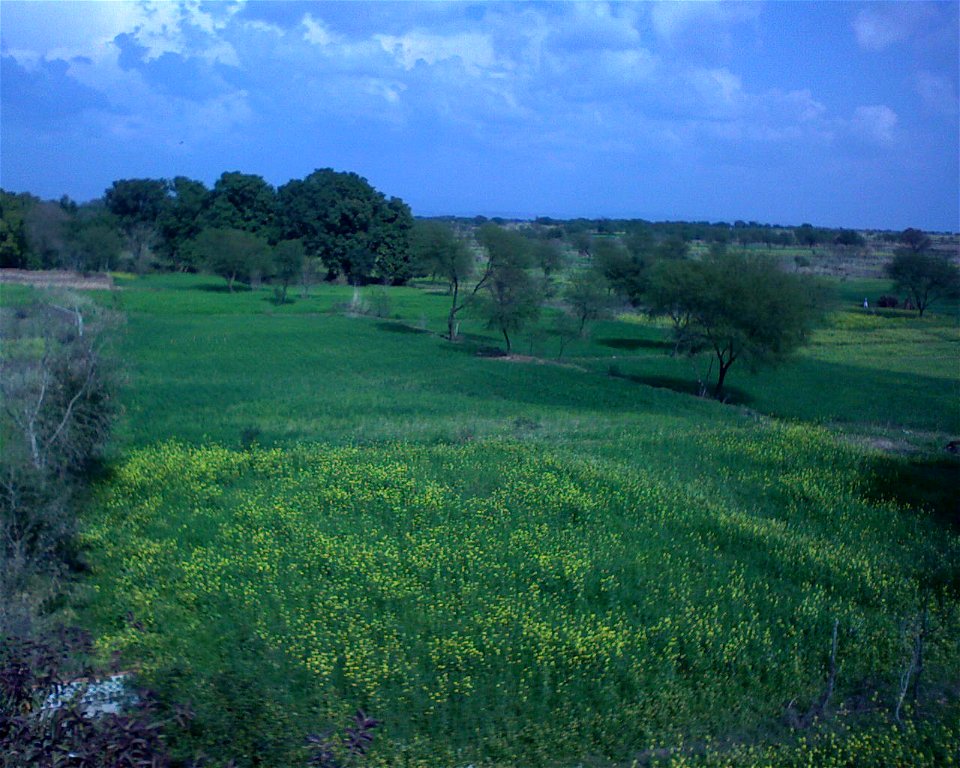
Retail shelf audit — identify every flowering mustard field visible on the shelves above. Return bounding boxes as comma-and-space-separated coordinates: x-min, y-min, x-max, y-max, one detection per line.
84, 424, 959, 766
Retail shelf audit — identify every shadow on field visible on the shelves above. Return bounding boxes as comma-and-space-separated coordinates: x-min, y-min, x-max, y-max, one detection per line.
865, 455, 960, 531
597, 337, 672, 351
436, 335, 502, 355
376, 321, 431, 335
620, 373, 754, 405
194, 283, 252, 293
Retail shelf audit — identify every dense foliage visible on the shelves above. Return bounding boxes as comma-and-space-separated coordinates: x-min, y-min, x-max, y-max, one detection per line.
278, 169, 414, 284
2, 169, 416, 286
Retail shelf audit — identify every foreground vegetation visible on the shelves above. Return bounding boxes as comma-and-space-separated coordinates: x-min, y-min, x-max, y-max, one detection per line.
4, 269, 935, 766
86, 434, 958, 766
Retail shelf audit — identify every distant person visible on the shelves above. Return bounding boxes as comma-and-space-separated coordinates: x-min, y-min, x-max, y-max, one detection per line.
863, 298, 869, 309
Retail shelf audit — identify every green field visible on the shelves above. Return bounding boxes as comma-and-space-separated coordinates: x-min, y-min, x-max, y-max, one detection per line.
23, 271, 957, 766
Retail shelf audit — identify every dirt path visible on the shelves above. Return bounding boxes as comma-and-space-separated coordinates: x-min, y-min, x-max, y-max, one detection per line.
0, 269, 114, 291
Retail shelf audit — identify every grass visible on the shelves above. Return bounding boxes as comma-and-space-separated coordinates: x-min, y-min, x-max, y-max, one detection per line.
5, 270, 955, 766
101, 273, 959, 448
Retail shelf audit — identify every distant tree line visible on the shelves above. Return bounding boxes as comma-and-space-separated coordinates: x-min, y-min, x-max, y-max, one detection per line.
438, 215, 874, 250
5, 171, 939, 296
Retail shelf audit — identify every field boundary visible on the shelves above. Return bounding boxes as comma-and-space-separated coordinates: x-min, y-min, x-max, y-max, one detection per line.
0, 268, 115, 290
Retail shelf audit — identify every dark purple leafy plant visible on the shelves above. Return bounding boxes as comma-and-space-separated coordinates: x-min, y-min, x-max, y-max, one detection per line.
0, 628, 169, 768
305, 710, 380, 767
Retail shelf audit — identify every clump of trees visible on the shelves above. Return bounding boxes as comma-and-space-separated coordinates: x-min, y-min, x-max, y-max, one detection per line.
278, 169, 414, 285
2, 168, 416, 292
410, 220, 479, 340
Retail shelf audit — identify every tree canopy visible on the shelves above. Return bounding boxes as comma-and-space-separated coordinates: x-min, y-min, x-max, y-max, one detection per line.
204, 172, 276, 236
191, 228, 270, 292
278, 168, 413, 284
885, 249, 960, 317
104, 178, 171, 272
647, 252, 822, 399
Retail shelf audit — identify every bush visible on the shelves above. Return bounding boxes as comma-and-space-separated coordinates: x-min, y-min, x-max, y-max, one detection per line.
877, 295, 899, 308
0, 292, 121, 635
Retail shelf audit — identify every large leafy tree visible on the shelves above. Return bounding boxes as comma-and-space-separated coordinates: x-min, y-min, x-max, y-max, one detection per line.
157, 176, 210, 271
370, 196, 415, 284
0, 190, 34, 268
899, 227, 932, 253
272, 238, 305, 304
66, 204, 123, 272
563, 269, 613, 336
104, 178, 170, 272
278, 169, 412, 284
23, 200, 73, 269
204, 172, 276, 237
885, 248, 960, 317
647, 252, 822, 399
593, 236, 651, 306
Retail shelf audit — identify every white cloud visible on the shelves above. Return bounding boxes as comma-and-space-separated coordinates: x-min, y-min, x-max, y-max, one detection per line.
551, 2, 642, 50
915, 70, 959, 115
247, 20, 285, 36
134, 2, 240, 66
1, 1, 253, 146
691, 67, 742, 105
651, 1, 759, 42
362, 78, 406, 106
302, 13, 338, 47
851, 105, 898, 145
780, 89, 827, 123
375, 31, 497, 75
852, 4, 936, 51
3, 1, 241, 67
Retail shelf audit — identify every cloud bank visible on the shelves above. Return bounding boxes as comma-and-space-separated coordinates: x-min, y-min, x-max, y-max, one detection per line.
1, 1, 957, 230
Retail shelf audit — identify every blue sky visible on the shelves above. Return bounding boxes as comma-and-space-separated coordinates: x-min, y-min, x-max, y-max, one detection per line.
1, 1, 957, 230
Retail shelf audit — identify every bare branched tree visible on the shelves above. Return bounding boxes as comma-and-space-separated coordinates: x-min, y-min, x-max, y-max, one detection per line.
0, 291, 122, 634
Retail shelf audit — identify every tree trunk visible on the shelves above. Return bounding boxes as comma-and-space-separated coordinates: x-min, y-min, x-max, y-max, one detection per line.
714, 359, 732, 400
28, 426, 42, 471
448, 281, 460, 341
503, 328, 511, 354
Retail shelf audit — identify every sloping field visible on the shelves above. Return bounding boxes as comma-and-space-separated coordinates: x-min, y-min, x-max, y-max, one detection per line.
67, 274, 958, 766
85, 434, 957, 766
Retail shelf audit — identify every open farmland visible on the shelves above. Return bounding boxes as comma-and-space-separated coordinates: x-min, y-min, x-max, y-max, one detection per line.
50, 272, 959, 766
